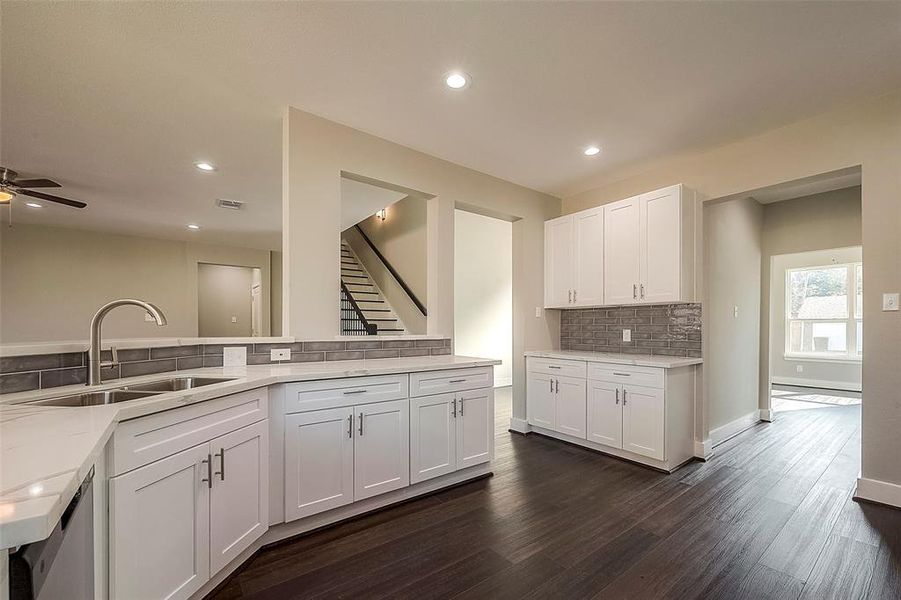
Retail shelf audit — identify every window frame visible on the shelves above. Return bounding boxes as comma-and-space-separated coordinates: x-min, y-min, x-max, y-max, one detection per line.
784, 261, 862, 362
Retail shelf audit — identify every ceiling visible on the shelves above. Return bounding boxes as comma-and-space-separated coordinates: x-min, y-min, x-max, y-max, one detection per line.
2, 2, 899, 249
340, 178, 406, 231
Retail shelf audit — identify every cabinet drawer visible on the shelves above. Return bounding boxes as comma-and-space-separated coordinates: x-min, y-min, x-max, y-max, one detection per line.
409, 367, 493, 398
111, 387, 268, 476
587, 363, 664, 389
527, 357, 587, 379
285, 374, 408, 413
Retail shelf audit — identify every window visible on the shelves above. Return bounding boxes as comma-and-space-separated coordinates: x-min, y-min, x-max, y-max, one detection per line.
786, 262, 862, 360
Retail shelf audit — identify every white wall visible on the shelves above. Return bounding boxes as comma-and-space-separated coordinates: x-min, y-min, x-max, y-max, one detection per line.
0, 223, 273, 342
454, 210, 512, 387
769, 247, 863, 391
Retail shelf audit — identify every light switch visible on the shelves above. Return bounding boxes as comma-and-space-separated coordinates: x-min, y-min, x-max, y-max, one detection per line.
535, 307, 542, 318
622, 329, 632, 342
883, 293, 900, 311
270, 348, 290, 361
796, 364, 804, 373
733, 306, 739, 318
223, 346, 247, 367
231, 316, 238, 323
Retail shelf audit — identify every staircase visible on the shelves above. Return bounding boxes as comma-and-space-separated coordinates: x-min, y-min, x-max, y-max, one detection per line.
341, 241, 405, 335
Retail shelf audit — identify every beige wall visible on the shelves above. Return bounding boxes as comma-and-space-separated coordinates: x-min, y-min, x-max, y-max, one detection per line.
197, 264, 254, 337
270, 251, 283, 336
562, 92, 900, 488
0, 223, 273, 342
283, 107, 561, 426
705, 197, 763, 431
454, 210, 513, 387
761, 187, 863, 396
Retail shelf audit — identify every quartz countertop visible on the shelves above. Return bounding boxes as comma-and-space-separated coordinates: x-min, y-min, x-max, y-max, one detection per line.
0, 355, 499, 549
524, 350, 702, 369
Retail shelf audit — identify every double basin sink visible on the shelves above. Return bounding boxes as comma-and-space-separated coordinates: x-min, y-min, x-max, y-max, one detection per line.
29, 376, 237, 407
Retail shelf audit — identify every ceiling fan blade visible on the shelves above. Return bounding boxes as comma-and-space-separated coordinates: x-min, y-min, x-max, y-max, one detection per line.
13, 178, 62, 188
19, 189, 87, 209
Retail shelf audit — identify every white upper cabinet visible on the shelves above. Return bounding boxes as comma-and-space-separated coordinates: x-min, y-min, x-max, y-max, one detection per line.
603, 197, 641, 305
545, 215, 575, 307
545, 184, 695, 308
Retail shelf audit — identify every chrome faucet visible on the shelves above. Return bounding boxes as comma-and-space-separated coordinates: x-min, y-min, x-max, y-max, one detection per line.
88, 299, 167, 386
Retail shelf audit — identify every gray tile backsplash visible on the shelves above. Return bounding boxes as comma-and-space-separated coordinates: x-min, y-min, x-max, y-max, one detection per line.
560, 303, 702, 357
0, 337, 453, 394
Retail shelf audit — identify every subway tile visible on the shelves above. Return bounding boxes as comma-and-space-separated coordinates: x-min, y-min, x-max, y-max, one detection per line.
120, 359, 177, 378
364, 349, 400, 360
443, 338, 452, 347
100, 365, 121, 381
651, 347, 689, 357
102, 348, 150, 362
620, 317, 652, 326
203, 355, 224, 368
430, 347, 452, 356
346, 340, 383, 350
607, 308, 637, 317
252, 343, 304, 355
0, 371, 40, 393
381, 340, 415, 349
399, 348, 430, 357
40, 367, 88, 388
151, 345, 201, 359
1, 353, 83, 374
670, 340, 702, 350
202, 344, 252, 356
290, 352, 325, 363
325, 350, 364, 361
176, 356, 204, 370
247, 354, 274, 365
304, 341, 346, 352
414, 339, 446, 348
636, 340, 670, 349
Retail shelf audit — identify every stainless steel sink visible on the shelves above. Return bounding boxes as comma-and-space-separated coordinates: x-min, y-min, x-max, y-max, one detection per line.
29, 389, 162, 407
122, 376, 236, 392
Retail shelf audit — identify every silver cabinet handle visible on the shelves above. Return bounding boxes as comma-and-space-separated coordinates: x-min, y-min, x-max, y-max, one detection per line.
616, 388, 620, 404
459, 398, 464, 416
549, 379, 553, 393
613, 372, 631, 377
555, 379, 559, 393
623, 389, 627, 406
633, 284, 638, 300
214, 448, 225, 481
449, 379, 466, 384
344, 389, 367, 395
358, 412, 364, 436
573, 289, 577, 303
201, 454, 212, 489
548, 365, 561, 369
640, 284, 645, 300
452, 397, 457, 418
347, 414, 353, 438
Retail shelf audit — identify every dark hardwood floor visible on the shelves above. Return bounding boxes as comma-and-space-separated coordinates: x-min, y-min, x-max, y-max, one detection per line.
210, 388, 901, 599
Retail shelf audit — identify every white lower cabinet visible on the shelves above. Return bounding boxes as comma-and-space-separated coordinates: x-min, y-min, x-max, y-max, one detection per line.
456, 388, 493, 470
587, 379, 622, 448
621, 384, 665, 460
555, 375, 587, 438
526, 371, 556, 430
353, 399, 410, 501
110, 420, 268, 600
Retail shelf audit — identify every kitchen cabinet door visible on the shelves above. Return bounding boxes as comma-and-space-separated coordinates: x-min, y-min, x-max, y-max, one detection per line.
604, 198, 641, 305
284, 407, 354, 521
554, 375, 587, 439
573, 207, 604, 306
209, 420, 269, 574
545, 215, 575, 307
640, 185, 682, 303
622, 384, 665, 460
110, 443, 210, 600
354, 399, 410, 501
527, 371, 556, 430
587, 380, 622, 448
456, 387, 494, 470
410, 393, 457, 483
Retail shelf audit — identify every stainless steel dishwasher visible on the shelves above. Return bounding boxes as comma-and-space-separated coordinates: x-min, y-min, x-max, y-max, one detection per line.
9, 470, 94, 600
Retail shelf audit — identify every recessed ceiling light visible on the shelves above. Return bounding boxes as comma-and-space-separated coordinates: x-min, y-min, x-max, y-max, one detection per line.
187, 223, 201, 230
584, 146, 601, 156
194, 161, 217, 172
25, 202, 42, 208
445, 72, 470, 90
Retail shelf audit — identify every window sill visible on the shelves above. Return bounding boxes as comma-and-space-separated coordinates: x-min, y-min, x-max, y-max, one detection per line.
783, 354, 862, 364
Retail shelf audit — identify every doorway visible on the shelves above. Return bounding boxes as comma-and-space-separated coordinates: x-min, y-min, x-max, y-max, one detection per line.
197, 263, 263, 337
453, 209, 513, 388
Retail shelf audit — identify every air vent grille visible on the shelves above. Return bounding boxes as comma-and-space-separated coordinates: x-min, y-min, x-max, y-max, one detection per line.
215, 198, 244, 210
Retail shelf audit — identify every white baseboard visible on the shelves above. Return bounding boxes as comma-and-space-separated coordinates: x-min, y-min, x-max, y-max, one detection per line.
694, 438, 713, 460
760, 408, 773, 422
855, 477, 901, 509
494, 377, 512, 388
508, 417, 531, 434
771, 376, 861, 393
710, 410, 763, 447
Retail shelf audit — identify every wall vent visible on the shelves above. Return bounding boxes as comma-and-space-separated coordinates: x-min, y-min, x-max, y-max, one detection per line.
215, 198, 244, 210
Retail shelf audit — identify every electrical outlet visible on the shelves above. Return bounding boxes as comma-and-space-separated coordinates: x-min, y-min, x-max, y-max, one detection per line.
883, 293, 899, 311
796, 364, 804, 373
622, 329, 632, 342
270, 348, 291, 361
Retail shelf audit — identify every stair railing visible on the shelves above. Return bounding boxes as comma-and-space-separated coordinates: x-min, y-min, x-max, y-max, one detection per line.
353, 225, 427, 316
340, 280, 378, 335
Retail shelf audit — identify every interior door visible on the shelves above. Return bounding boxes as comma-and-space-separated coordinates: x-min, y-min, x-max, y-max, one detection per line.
410, 393, 457, 483
354, 399, 410, 501
573, 207, 604, 306
284, 407, 354, 521
587, 380, 622, 448
554, 375, 587, 439
456, 388, 494, 469
545, 216, 574, 307
622, 384, 665, 460
640, 185, 682, 303
209, 420, 269, 574
527, 371, 556, 430
604, 198, 641, 305
109, 443, 210, 600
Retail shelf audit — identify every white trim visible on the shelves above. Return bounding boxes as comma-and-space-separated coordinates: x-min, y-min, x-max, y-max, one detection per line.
494, 377, 513, 388
771, 376, 862, 393
508, 417, 531, 434
760, 408, 773, 422
693, 438, 713, 460
783, 353, 862, 364
855, 477, 901, 509
710, 410, 762, 447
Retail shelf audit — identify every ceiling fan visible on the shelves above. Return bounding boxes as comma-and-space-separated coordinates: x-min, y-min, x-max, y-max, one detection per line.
0, 167, 87, 208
